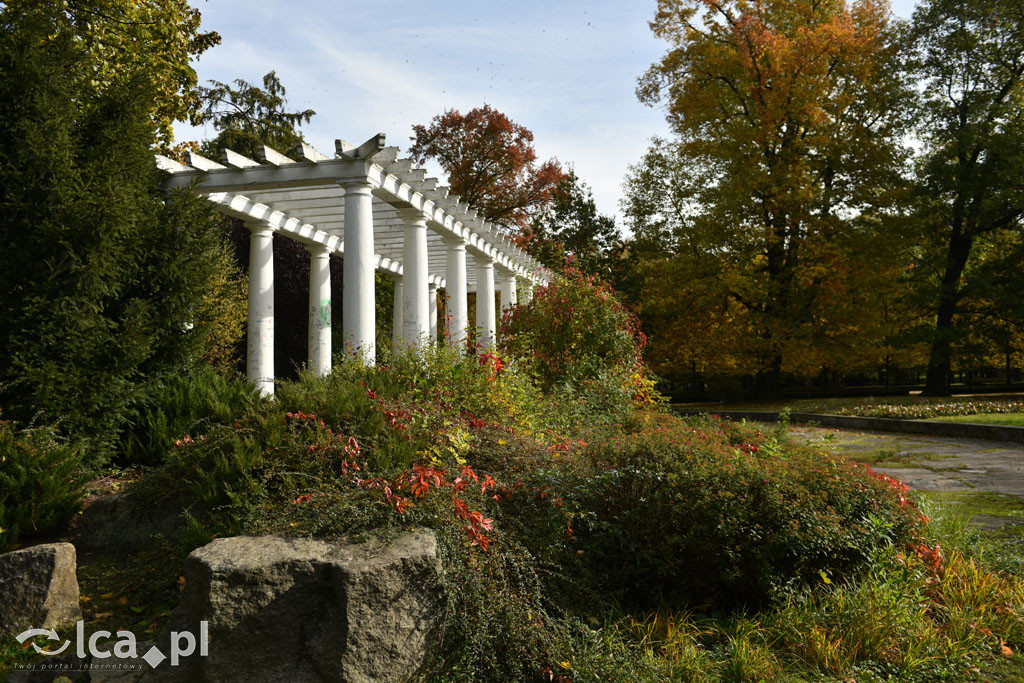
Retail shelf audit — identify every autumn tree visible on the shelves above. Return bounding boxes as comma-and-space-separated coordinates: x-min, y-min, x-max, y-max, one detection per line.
408, 105, 566, 231
631, 0, 911, 396
519, 170, 622, 279
198, 71, 315, 160
905, 0, 1024, 395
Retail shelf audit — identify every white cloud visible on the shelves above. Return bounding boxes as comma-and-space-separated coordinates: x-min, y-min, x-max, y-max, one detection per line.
174, 0, 673, 222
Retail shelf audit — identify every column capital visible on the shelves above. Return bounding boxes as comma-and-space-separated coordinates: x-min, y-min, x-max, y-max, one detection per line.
442, 234, 467, 248
305, 242, 331, 256
342, 174, 376, 364
244, 220, 273, 236
472, 252, 494, 266
397, 206, 427, 225
338, 178, 373, 194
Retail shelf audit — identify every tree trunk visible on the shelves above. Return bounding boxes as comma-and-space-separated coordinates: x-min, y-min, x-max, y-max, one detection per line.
755, 354, 783, 399
924, 230, 974, 396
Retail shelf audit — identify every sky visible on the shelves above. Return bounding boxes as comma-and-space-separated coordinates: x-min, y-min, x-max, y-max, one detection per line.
175, 0, 921, 226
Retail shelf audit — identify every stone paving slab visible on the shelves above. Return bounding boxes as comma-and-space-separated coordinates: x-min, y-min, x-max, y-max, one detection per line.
787, 426, 1024, 532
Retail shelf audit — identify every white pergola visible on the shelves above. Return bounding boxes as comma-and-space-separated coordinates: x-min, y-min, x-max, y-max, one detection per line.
156, 133, 551, 396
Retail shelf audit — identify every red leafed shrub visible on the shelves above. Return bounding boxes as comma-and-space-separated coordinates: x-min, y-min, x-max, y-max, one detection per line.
500, 269, 660, 418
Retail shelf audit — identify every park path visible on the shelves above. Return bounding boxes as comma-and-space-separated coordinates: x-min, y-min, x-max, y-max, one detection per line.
787, 425, 1024, 533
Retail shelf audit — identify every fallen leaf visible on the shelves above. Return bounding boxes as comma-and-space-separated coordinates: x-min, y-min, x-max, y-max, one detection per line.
1001, 639, 1013, 658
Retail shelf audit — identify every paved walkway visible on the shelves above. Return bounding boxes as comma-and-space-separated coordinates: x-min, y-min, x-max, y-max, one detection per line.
787, 425, 1024, 533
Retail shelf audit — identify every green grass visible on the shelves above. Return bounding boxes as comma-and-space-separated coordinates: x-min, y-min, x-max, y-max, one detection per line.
840, 446, 955, 469
919, 491, 1024, 530
929, 413, 1024, 426
675, 393, 1024, 420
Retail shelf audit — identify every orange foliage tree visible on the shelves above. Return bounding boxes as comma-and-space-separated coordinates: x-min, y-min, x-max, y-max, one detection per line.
409, 105, 566, 232
629, 0, 912, 395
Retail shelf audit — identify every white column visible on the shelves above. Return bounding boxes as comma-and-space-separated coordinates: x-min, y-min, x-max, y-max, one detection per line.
428, 282, 438, 344
400, 210, 430, 352
392, 278, 404, 351
307, 245, 332, 377
521, 282, 534, 304
475, 253, 496, 351
499, 269, 518, 316
341, 181, 375, 364
247, 224, 274, 396
445, 237, 469, 349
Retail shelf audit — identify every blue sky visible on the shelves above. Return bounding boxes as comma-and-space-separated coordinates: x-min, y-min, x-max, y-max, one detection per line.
176, 0, 920, 224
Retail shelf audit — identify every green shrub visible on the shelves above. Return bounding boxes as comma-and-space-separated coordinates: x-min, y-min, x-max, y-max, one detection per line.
129, 358, 948, 680
119, 366, 263, 466
0, 8, 244, 464
500, 269, 660, 422
556, 414, 925, 610
0, 421, 85, 551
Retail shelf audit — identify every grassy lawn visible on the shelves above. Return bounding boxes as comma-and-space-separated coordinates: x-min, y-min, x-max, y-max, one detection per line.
676, 393, 1024, 420
929, 413, 1024, 426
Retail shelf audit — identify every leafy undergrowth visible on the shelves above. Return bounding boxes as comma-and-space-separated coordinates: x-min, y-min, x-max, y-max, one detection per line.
91, 350, 1021, 681
0, 541, 186, 679
75, 542, 185, 642
4, 347, 1024, 681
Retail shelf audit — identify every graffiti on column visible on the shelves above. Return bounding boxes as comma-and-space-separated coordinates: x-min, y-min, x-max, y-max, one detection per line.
312, 302, 332, 332
320, 299, 332, 328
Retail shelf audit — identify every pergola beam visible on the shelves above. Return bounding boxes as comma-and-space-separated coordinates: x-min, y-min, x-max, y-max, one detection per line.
156, 131, 552, 392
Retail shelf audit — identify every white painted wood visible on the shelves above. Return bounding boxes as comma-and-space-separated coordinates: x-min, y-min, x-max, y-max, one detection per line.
155, 154, 188, 173
475, 254, 496, 351
308, 244, 332, 377
445, 237, 468, 349
381, 159, 413, 175
373, 146, 400, 163
186, 151, 225, 171
221, 148, 260, 168
428, 282, 438, 344
257, 145, 295, 166
499, 269, 518, 317
293, 142, 331, 162
401, 210, 430, 353
338, 133, 387, 160
341, 180, 376, 364
156, 132, 555, 389
392, 279, 404, 352
247, 224, 275, 396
